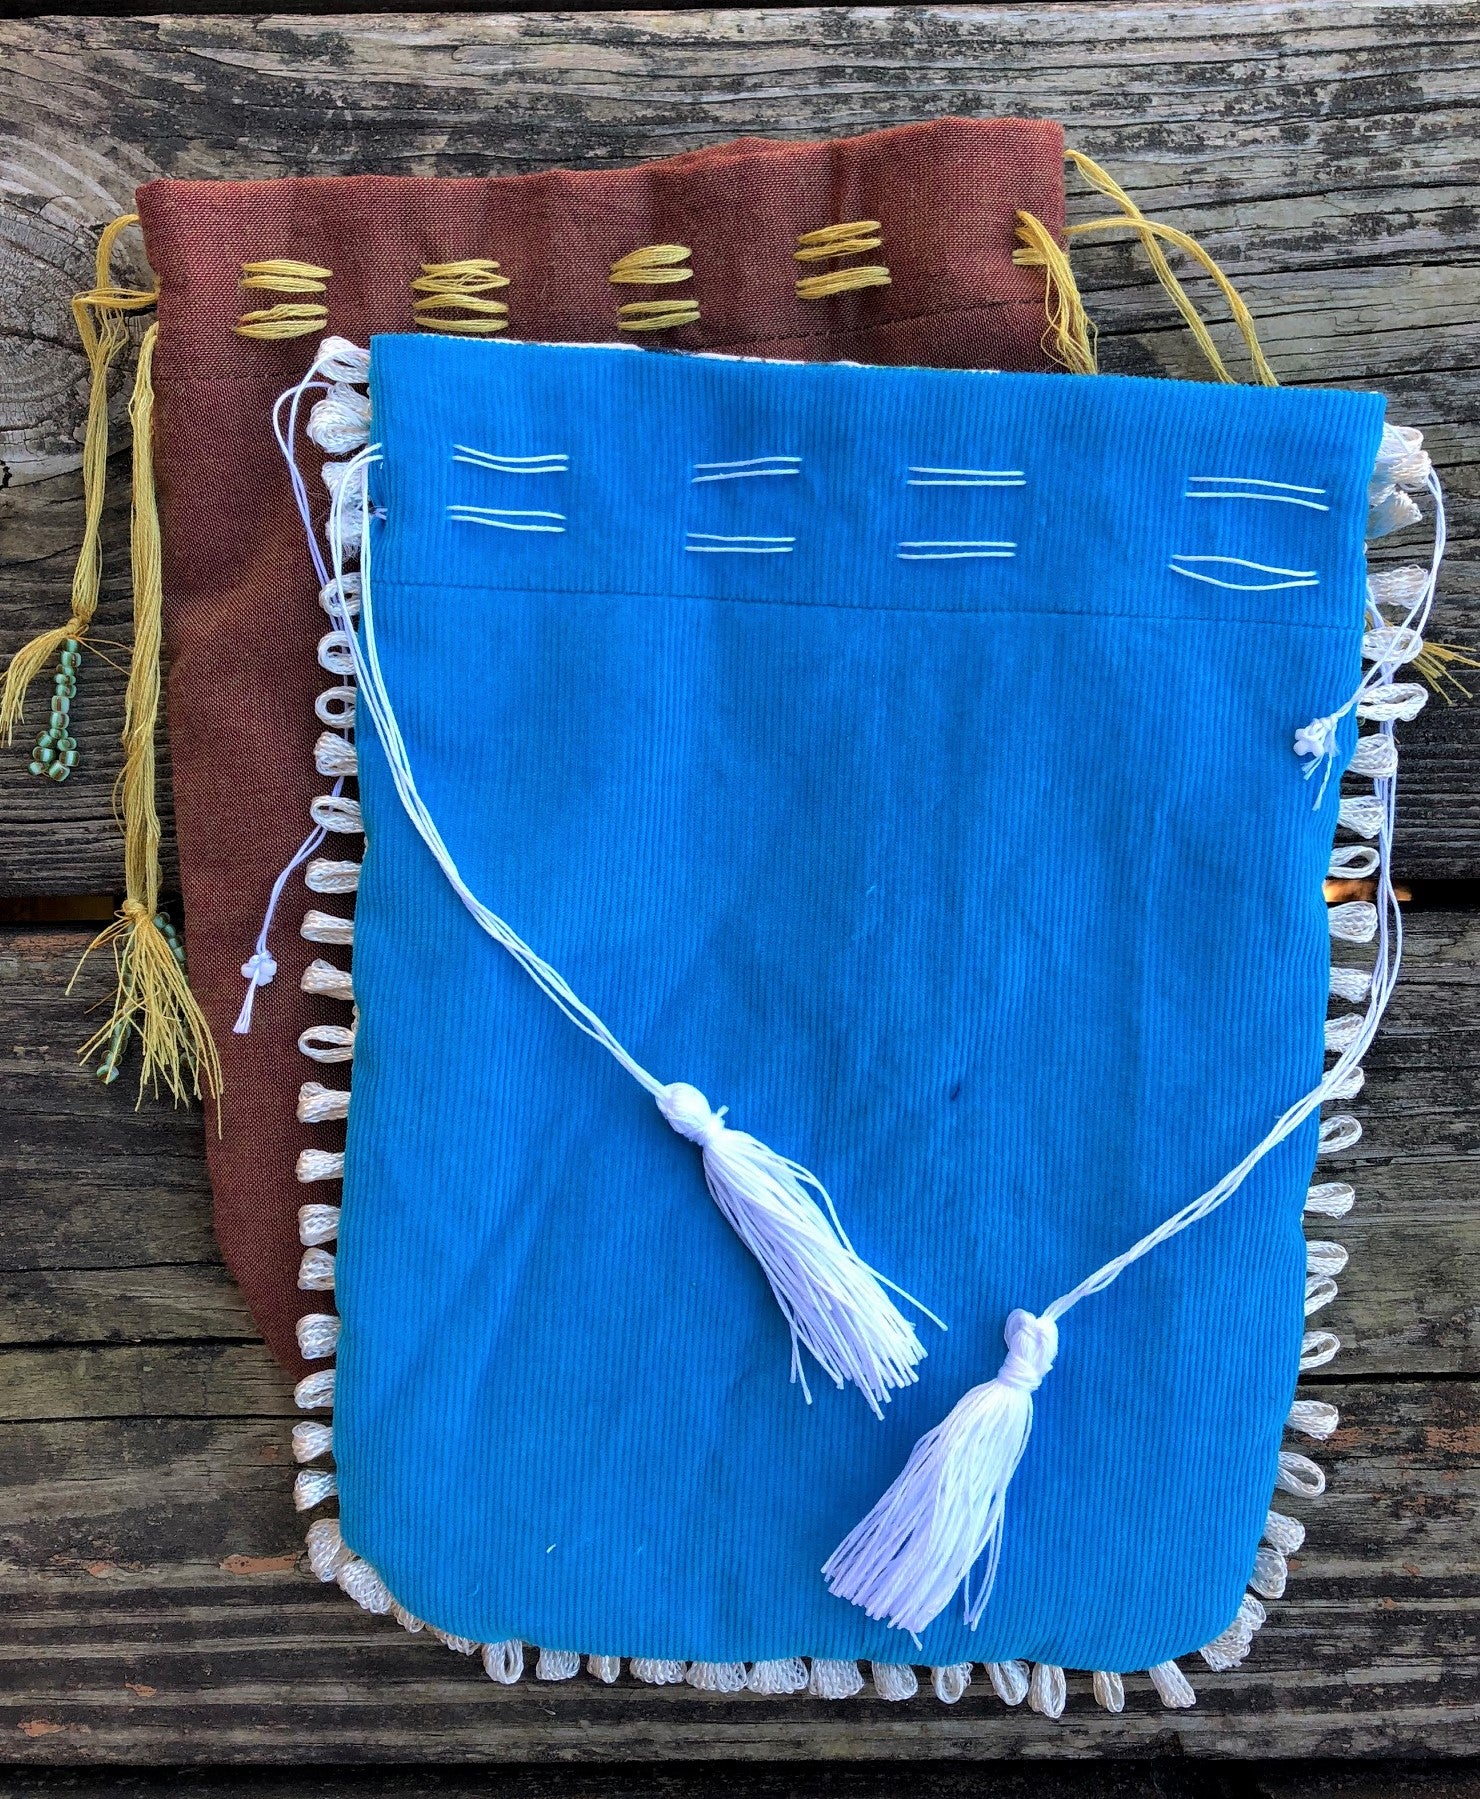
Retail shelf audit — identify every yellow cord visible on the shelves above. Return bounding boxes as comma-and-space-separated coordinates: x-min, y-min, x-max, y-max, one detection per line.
71, 323, 222, 1108
411, 261, 509, 336
794, 221, 891, 300
1065, 150, 1277, 386
1, 214, 157, 744
235, 259, 330, 340
1015, 151, 1278, 387
610, 244, 693, 285
1012, 211, 1098, 374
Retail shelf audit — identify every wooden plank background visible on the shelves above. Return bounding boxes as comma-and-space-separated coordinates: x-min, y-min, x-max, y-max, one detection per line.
0, 0, 1477, 1770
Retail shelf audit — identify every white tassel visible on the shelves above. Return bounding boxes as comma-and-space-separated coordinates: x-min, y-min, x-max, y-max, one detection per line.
747, 1658, 808, 1695
822, 1310, 1057, 1633
869, 1662, 917, 1701
655, 1082, 931, 1413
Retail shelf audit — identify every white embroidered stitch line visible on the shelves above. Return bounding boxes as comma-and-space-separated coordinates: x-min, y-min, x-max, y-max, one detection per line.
897, 540, 1015, 561
824, 428, 1444, 1643
448, 505, 566, 533
691, 456, 801, 483
907, 467, 1026, 488
685, 532, 796, 554
1168, 555, 1320, 593
453, 445, 568, 474
1185, 474, 1330, 512
277, 345, 935, 1422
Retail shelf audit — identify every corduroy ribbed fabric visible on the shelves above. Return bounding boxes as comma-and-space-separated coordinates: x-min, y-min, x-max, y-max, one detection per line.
336, 337, 1383, 1670
131, 115, 1067, 1377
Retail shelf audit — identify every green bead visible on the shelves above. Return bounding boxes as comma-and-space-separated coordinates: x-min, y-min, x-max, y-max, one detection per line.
51, 695, 69, 718
57, 734, 75, 753
63, 638, 79, 654
57, 677, 76, 698
28, 760, 43, 777
47, 762, 68, 782
60, 749, 78, 769
37, 744, 54, 765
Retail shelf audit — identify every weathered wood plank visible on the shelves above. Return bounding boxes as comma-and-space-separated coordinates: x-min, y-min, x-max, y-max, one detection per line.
0, 4, 1476, 888
0, 1380, 1474, 1759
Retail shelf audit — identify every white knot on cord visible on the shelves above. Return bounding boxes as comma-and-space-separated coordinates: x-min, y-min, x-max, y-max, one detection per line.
1293, 716, 1336, 762
241, 950, 277, 986
653, 1080, 933, 1416
995, 1308, 1058, 1392
233, 949, 279, 1034
822, 1309, 1057, 1636
657, 1081, 729, 1149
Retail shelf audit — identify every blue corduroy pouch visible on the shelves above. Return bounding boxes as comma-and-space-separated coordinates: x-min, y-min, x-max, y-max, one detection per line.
302, 334, 1412, 1694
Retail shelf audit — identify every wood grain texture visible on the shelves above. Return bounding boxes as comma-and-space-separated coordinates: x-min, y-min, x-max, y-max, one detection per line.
0, 3, 1476, 892
0, 917, 1475, 1759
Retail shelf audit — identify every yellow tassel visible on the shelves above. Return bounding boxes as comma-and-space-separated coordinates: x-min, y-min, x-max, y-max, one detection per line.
1412, 641, 1480, 704
71, 323, 222, 1108
1, 214, 157, 753
1015, 152, 1278, 387
1063, 150, 1278, 386
1012, 212, 1097, 374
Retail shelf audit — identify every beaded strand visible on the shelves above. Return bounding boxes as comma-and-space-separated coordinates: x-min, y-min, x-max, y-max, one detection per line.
27, 638, 81, 782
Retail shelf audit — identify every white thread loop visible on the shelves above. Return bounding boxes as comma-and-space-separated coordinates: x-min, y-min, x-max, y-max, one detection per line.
1092, 1670, 1125, 1713
1356, 681, 1427, 723
985, 1660, 1029, 1705
295, 1312, 339, 1359
587, 1655, 622, 1684
306, 857, 361, 894
869, 1662, 917, 1701
748, 1658, 809, 1695
1148, 1661, 1196, 1709
654, 1081, 931, 1413
299, 1247, 336, 1289
298, 1203, 340, 1245
302, 958, 354, 1001
1300, 1328, 1340, 1370
298, 1080, 350, 1123
292, 1418, 333, 1461
1305, 1181, 1354, 1218
808, 1659, 864, 1700
297, 1148, 344, 1183
1337, 796, 1384, 839
300, 1023, 355, 1063
302, 909, 354, 945
931, 1663, 972, 1704
315, 731, 357, 777
1276, 1450, 1326, 1497
1328, 902, 1377, 944
822, 1310, 1057, 1634
483, 1641, 525, 1684
1264, 1509, 1307, 1554
1028, 1662, 1066, 1719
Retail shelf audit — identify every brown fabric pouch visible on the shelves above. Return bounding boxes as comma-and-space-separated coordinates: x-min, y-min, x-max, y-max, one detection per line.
132, 115, 1066, 1376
